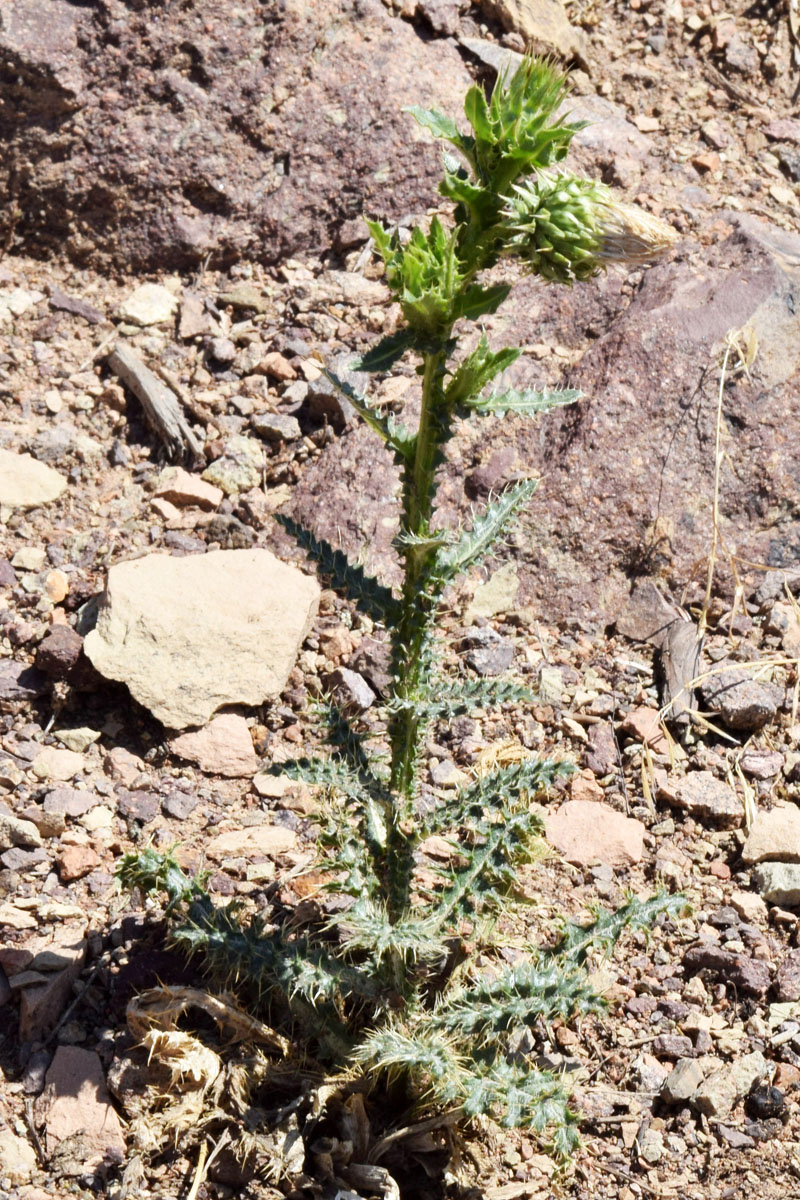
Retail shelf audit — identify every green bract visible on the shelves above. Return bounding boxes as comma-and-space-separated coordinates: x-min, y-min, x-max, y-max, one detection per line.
119, 56, 680, 1170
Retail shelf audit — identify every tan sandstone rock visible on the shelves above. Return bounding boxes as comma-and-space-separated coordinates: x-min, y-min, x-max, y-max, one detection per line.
84, 549, 320, 728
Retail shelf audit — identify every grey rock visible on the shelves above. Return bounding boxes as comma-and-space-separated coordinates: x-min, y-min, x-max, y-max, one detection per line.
326, 667, 376, 714
161, 791, 198, 821
0, 810, 43, 851
700, 665, 780, 732
0, 559, 17, 587
43, 787, 100, 818
116, 790, 160, 824
305, 377, 355, 432
683, 941, 771, 997
584, 721, 617, 776
775, 948, 800, 1002
251, 413, 302, 443
671, 770, 744, 829
1, 846, 49, 871
753, 862, 800, 905
202, 436, 263, 496
208, 336, 236, 363
740, 749, 784, 780
715, 1124, 755, 1150
461, 628, 515, 677
652, 1033, 694, 1059
692, 1050, 770, 1119
662, 1057, 706, 1104
348, 636, 393, 698
202, 513, 255, 549
752, 568, 800, 609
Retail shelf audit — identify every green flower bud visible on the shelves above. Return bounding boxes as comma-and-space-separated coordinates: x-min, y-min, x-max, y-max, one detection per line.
501, 172, 677, 284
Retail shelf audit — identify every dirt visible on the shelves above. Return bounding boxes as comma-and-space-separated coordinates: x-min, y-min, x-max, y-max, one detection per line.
2, 2, 800, 1199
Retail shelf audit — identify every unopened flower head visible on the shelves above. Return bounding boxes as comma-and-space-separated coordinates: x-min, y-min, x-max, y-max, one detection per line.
501, 172, 678, 284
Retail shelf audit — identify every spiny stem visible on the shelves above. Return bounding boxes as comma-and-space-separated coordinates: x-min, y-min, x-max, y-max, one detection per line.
387, 344, 450, 918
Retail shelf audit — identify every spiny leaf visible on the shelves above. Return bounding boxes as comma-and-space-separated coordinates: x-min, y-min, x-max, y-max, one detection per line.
434, 479, 538, 581
275, 514, 399, 623
452, 283, 511, 323
445, 335, 521, 406
353, 1021, 468, 1104
324, 369, 415, 460
464, 385, 581, 418
422, 758, 570, 835
404, 105, 463, 145
548, 891, 688, 966
432, 958, 602, 1040
352, 328, 417, 372
417, 677, 538, 717
336, 899, 449, 967
460, 1054, 579, 1146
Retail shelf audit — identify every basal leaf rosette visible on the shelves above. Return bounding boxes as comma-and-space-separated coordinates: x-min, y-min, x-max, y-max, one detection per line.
502, 171, 678, 284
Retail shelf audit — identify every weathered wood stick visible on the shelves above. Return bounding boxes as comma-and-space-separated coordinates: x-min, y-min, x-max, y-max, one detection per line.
107, 343, 204, 463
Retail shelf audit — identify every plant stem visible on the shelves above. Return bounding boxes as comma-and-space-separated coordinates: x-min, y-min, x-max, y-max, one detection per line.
386, 341, 450, 919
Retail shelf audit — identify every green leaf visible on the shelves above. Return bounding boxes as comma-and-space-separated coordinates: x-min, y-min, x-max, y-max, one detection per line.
432, 958, 602, 1040
423, 758, 569, 837
438, 169, 494, 219
463, 84, 493, 143
404, 105, 461, 143
465, 385, 581, 418
352, 328, 416, 373
549, 891, 688, 967
460, 1054, 579, 1146
275, 514, 399, 623
452, 283, 511, 323
445, 335, 521, 406
324, 369, 415, 461
386, 677, 537, 719
366, 217, 396, 264
434, 479, 538, 581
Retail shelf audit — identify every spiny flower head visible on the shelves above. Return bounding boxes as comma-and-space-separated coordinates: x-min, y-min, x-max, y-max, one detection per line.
501, 172, 677, 285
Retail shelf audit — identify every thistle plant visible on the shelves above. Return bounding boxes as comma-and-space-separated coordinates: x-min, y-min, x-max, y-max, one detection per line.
120, 59, 680, 1163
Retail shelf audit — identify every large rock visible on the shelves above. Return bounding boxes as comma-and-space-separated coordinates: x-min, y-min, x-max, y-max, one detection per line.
83, 549, 320, 728
44, 1046, 126, 1169
0, 448, 66, 508
544, 799, 644, 867
742, 802, 800, 865
0, 0, 467, 270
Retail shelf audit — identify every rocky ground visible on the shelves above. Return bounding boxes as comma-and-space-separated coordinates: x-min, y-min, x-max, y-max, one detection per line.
2, 1, 800, 1199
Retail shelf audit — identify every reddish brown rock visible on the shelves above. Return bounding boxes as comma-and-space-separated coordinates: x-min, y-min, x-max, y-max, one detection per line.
57, 844, 101, 882
35, 625, 83, 679
776, 949, 800, 1002
0, 0, 467, 272
18, 928, 86, 1042
170, 714, 258, 778
544, 800, 644, 867
44, 1046, 126, 1168
568, 770, 604, 803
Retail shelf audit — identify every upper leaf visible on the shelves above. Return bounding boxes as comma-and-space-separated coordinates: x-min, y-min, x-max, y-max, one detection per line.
451, 283, 511, 323
464, 384, 581, 418
324, 369, 415, 461
445, 334, 521, 406
352, 328, 417, 373
434, 479, 538, 581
